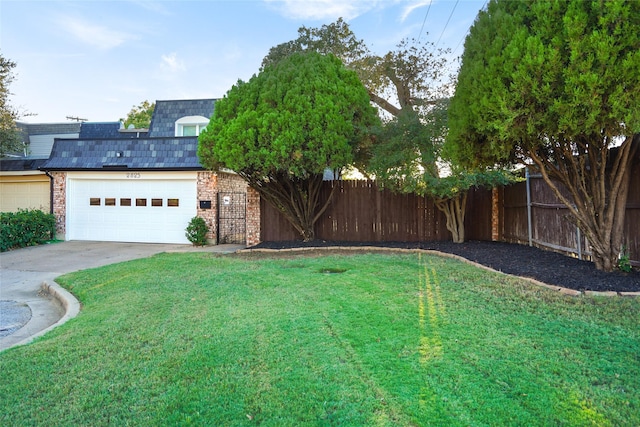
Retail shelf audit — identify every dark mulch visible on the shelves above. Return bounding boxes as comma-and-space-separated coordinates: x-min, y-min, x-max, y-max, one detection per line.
250, 240, 640, 293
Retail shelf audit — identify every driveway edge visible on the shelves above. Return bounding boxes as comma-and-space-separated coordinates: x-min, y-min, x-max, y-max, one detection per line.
9, 281, 81, 349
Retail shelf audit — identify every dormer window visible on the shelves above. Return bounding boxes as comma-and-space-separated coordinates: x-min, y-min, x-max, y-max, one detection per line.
175, 115, 209, 137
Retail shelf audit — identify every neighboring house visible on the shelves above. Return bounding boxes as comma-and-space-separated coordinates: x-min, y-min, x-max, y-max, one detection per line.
0, 121, 145, 213
40, 99, 260, 246
0, 122, 81, 212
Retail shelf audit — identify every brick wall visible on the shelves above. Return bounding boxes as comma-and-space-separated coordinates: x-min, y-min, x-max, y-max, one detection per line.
197, 171, 217, 242
217, 171, 248, 192
246, 186, 261, 246
491, 187, 501, 241
196, 171, 260, 246
51, 172, 66, 239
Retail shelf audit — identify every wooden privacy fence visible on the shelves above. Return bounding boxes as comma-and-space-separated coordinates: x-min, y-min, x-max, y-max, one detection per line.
499, 168, 640, 267
260, 180, 492, 243
261, 173, 640, 266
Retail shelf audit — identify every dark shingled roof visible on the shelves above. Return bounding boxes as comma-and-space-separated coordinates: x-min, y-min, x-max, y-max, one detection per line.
0, 158, 47, 172
79, 122, 122, 139
41, 137, 204, 171
148, 99, 216, 137
79, 122, 150, 139
20, 122, 82, 136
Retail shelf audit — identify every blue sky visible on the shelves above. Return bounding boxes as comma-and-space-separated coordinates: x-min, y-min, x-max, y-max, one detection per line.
1, 0, 486, 123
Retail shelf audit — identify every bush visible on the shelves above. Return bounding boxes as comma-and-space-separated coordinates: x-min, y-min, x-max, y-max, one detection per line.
0, 209, 56, 252
185, 217, 209, 246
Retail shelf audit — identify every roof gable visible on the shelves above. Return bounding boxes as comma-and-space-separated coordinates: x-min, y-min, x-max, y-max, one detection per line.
148, 99, 216, 137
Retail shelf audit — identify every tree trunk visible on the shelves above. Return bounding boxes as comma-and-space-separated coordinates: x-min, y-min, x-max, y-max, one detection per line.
435, 192, 468, 244
529, 134, 639, 272
243, 172, 336, 242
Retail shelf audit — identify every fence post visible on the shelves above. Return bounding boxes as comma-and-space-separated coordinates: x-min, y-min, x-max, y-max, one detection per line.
526, 167, 533, 247
576, 224, 582, 260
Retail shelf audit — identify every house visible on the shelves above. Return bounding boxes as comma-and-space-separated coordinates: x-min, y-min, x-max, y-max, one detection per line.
0, 122, 81, 212
40, 99, 260, 246
0, 121, 148, 213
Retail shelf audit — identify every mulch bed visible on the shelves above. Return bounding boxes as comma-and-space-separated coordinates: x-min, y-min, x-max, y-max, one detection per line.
250, 240, 640, 293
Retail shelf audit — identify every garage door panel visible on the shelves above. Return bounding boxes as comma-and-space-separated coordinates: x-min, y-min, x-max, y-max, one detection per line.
67, 176, 196, 244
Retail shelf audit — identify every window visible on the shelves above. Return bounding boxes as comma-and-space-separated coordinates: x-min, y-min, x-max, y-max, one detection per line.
182, 125, 197, 136
175, 115, 209, 136
105, 198, 116, 206
136, 198, 147, 207
168, 198, 179, 207
152, 198, 163, 207
90, 198, 101, 206
120, 198, 132, 206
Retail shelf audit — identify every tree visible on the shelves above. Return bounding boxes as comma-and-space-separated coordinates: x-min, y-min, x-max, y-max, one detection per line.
198, 52, 379, 241
262, 19, 450, 118
369, 100, 512, 243
263, 20, 507, 243
120, 100, 154, 129
448, 0, 640, 271
0, 54, 24, 157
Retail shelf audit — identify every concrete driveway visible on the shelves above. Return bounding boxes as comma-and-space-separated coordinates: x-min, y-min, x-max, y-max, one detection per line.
0, 241, 244, 351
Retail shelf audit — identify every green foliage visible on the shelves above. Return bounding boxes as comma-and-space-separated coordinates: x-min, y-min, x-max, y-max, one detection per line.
448, 0, 640, 166
120, 100, 154, 129
0, 53, 24, 157
185, 216, 208, 246
262, 19, 450, 118
261, 18, 367, 72
618, 247, 632, 273
199, 52, 377, 177
369, 101, 513, 202
0, 209, 56, 251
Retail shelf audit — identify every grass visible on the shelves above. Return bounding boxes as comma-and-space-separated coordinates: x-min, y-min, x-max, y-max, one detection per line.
1, 250, 639, 426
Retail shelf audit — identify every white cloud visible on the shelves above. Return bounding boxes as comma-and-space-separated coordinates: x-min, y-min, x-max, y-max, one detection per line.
264, 0, 379, 20
130, 0, 172, 16
58, 16, 132, 50
399, 0, 433, 23
160, 52, 186, 73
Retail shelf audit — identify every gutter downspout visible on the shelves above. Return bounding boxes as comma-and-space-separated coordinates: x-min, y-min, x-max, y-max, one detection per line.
44, 170, 54, 215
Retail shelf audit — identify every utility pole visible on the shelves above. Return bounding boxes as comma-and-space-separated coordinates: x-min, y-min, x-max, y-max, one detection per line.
66, 116, 87, 122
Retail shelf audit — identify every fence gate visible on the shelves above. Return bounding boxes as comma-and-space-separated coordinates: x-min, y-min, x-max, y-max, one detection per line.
217, 192, 246, 244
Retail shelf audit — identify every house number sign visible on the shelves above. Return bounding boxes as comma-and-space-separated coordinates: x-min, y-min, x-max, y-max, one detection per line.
126, 173, 141, 179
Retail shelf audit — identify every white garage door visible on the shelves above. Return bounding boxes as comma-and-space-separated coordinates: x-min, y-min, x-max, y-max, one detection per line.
67, 172, 197, 244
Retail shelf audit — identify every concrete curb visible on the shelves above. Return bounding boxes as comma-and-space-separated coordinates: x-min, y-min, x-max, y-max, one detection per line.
241, 246, 638, 298
9, 281, 81, 349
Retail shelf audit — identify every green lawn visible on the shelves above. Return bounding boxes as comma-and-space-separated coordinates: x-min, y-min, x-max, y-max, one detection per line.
1, 251, 639, 426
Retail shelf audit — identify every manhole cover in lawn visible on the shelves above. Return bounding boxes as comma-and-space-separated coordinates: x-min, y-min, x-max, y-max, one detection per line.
0, 300, 32, 338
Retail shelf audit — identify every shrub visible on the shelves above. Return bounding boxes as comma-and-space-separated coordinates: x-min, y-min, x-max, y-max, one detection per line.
185, 217, 208, 246
0, 209, 56, 252
618, 246, 633, 273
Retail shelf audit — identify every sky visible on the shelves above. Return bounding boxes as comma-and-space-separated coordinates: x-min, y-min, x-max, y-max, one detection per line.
1, 0, 487, 124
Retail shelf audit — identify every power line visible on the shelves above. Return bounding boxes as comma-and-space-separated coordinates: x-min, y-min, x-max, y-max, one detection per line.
417, 1, 433, 42
434, 0, 460, 49
451, 0, 488, 56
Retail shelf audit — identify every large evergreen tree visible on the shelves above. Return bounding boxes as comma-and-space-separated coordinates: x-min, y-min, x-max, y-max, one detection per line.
448, 0, 640, 271
198, 52, 379, 241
